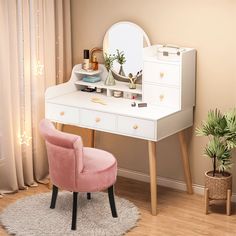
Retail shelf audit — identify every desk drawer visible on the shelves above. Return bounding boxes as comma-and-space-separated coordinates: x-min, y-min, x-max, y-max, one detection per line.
143, 83, 180, 109
45, 103, 79, 124
117, 116, 155, 140
80, 109, 116, 132
143, 61, 180, 86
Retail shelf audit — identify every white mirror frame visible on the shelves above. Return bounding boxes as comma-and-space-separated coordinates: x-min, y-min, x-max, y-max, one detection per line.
103, 21, 151, 80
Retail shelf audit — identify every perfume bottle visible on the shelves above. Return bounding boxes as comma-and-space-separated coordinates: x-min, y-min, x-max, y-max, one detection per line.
92, 55, 98, 70
82, 49, 90, 70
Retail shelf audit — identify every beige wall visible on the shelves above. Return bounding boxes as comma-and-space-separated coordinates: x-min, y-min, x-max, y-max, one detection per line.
70, 0, 236, 189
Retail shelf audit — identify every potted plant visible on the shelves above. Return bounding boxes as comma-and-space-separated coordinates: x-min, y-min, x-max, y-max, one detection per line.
104, 53, 116, 86
115, 49, 126, 77
196, 108, 236, 214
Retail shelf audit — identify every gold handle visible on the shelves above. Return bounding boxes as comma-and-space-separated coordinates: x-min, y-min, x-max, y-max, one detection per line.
160, 72, 164, 78
159, 94, 164, 101
60, 111, 65, 116
95, 117, 101, 123
133, 124, 138, 130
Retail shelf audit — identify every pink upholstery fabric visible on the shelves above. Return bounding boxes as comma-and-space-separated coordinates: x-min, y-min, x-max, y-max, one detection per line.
77, 148, 117, 192
39, 119, 117, 192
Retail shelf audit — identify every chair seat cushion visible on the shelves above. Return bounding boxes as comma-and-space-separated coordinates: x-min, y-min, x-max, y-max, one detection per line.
76, 148, 117, 192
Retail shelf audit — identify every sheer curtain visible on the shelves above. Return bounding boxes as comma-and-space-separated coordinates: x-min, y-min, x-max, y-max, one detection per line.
0, 0, 72, 197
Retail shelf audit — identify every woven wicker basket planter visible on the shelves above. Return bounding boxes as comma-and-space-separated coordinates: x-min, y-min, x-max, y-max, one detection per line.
205, 171, 232, 200
205, 171, 232, 215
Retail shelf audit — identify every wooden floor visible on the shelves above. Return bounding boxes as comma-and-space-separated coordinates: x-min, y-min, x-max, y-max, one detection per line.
1, 177, 236, 236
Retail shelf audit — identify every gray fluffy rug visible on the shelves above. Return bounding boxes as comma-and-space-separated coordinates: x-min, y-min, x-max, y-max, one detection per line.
0, 191, 140, 236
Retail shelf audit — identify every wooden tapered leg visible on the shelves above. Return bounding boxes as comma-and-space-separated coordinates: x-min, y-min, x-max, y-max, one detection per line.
227, 189, 231, 216
89, 129, 95, 148
178, 131, 193, 194
47, 180, 53, 190
56, 122, 64, 131
148, 140, 157, 216
50, 185, 58, 209
108, 185, 118, 217
71, 192, 78, 230
204, 188, 209, 214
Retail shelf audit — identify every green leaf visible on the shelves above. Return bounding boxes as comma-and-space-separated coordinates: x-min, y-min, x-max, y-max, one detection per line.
104, 53, 116, 70
196, 109, 228, 137
225, 108, 236, 133
115, 49, 126, 65
226, 139, 236, 149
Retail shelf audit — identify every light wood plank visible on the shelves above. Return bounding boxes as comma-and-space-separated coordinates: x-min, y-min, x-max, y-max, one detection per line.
178, 131, 193, 194
1, 177, 236, 236
148, 140, 157, 215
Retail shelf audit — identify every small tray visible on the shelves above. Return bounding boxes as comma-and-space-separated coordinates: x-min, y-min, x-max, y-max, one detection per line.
75, 68, 101, 75
82, 76, 101, 83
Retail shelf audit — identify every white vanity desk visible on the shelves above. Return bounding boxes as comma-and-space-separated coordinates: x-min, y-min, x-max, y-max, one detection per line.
45, 13, 196, 217
45, 44, 196, 215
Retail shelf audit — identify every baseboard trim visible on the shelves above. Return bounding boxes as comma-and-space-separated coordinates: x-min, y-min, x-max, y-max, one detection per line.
118, 168, 236, 202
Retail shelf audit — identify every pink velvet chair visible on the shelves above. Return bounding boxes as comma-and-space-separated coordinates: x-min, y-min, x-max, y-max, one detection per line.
39, 119, 118, 230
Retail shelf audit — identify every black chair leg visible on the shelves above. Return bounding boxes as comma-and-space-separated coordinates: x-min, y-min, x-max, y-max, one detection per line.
50, 185, 58, 209
71, 192, 78, 230
87, 192, 91, 200
108, 185, 118, 218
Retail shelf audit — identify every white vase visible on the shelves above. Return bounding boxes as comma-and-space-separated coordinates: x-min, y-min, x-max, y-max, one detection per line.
118, 65, 125, 77
104, 69, 116, 86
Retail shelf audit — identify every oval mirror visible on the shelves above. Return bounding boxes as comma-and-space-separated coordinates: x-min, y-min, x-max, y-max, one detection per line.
103, 21, 151, 80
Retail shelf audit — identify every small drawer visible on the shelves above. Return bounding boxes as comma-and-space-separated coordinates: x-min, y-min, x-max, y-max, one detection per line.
143, 61, 180, 86
45, 103, 79, 125
117, 116, 155, 140
80, 109, 116, 132
143, 83, 180, 109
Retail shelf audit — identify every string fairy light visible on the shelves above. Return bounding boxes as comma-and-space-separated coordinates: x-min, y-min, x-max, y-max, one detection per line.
34, 60, 44, 75
18, 131, 32, 146
34, 0, 44, 76
17, 0, 33, 146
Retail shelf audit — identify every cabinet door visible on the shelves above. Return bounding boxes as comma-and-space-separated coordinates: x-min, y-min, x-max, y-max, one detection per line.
143, 61, 180, 86
143, 83, 180, 109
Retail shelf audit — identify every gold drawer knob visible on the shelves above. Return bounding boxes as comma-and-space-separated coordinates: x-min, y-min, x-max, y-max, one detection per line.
60, 111, 65, 116
95, 117, 101, 123
160, 72, 164, 78
133, 124, 138, 130
159, 94, 165, 101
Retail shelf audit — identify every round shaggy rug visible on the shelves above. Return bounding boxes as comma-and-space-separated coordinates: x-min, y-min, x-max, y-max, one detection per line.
0, 191, 140, 236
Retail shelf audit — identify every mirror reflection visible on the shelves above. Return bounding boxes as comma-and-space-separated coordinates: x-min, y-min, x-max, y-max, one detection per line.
103, 22, 150, 80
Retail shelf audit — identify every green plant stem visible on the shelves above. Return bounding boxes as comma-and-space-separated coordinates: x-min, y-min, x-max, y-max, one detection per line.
213, 156, 216, 176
